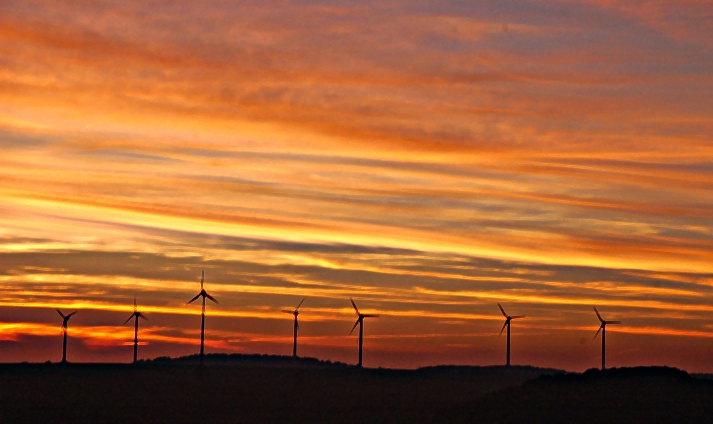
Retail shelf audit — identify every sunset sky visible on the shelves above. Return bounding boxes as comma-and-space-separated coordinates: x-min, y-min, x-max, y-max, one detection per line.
1, 0, 713, 372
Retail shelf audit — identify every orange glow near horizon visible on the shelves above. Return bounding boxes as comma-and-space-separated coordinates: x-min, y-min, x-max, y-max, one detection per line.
1, 0, 713, 372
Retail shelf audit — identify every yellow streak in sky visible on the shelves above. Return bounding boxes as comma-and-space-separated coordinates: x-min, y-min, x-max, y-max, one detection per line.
3, 191, 712, 274
414, 287, 713, 313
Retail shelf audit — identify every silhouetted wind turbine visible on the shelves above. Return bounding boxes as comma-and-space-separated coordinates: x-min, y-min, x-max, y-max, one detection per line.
349, 298, 379, 368
56, 309, 77, 364
282, 298, 305, 358
187, 271, 218, 365
498, 303, 525, 367
594, 307, 621, 370
124, 298, 148, 363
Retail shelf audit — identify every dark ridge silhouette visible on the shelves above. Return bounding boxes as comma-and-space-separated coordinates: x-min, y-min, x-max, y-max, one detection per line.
141, 354, 568, 375
443, 366, 713, 424
417, 364, 568, 375
0, 360, 559, 424
532, 365, 690, 384
143, 352, 351, 368
3, 361, 707, 423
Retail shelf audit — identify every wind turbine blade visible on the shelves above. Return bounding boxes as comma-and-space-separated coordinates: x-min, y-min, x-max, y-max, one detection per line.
594, 325, 603, 338
124, 315, 134, 325
497, 303, 507, 318
187, 293, 201, 304
282, 310, 295, 314
66, 311, 78, 319
607, 320, 622, 324
201, 270, 204, 289
139, 313, 148, 321
56, 309, 66, 319
349, 319, 360, 335
134, 297, 137, 311
499, 321, 507, 336
593, 307, 604, 323
363, 314, 379, 318
296, 298, 305, 310
511, 316, 526, 319
350, 298, 360, 315
205, 293, 218, 304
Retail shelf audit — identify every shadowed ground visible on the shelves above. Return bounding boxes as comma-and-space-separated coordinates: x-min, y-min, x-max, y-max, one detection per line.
1, 355, 711, 423
444, 366, 713, 424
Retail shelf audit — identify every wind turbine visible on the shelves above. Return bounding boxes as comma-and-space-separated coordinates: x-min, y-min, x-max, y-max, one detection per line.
282, 298, 305, 358
124, 298, 148, 363
187, 270, 218, 365
349, 298, 379, 368
56, 309, 77, 364
594, 307, 621, 370
497, 303, 525, 367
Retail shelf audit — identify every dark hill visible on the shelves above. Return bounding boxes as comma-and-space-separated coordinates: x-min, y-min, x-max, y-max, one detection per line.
144, 352, 351, 368
443, 366, 713, 424
2, 357, 710, 423
0, 355, 561, 424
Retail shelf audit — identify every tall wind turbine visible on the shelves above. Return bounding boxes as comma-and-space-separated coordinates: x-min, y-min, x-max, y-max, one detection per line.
594, 307, 621, 370
124, 298, 148, 363
187, 270, 218, 365
349, 298, 379, 368
497, 303, 525, 367
282, 298, 305, 358
56, 309, 77, 364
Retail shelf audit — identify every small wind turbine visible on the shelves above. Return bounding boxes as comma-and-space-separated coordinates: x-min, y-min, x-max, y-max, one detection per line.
497, 303, 525, 367
349, 298, 379, 368
56, 309, 77, 364
187, 270, 218, 365
124, 298, 148, 363
594, 307, 621, 370
282, 298, 305, 358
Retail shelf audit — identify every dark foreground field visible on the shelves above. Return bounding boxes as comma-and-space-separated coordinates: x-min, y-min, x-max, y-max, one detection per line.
1, 355, 712, 423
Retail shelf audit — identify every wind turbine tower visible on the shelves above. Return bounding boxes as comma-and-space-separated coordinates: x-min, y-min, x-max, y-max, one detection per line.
282, 298, 305, 358
497, 303, 525, 367
187, 270, 218, 365
349, 298, 379, 368
56, 309, 77, 364
124, 298, 148, 363
594, 307, 621, 370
